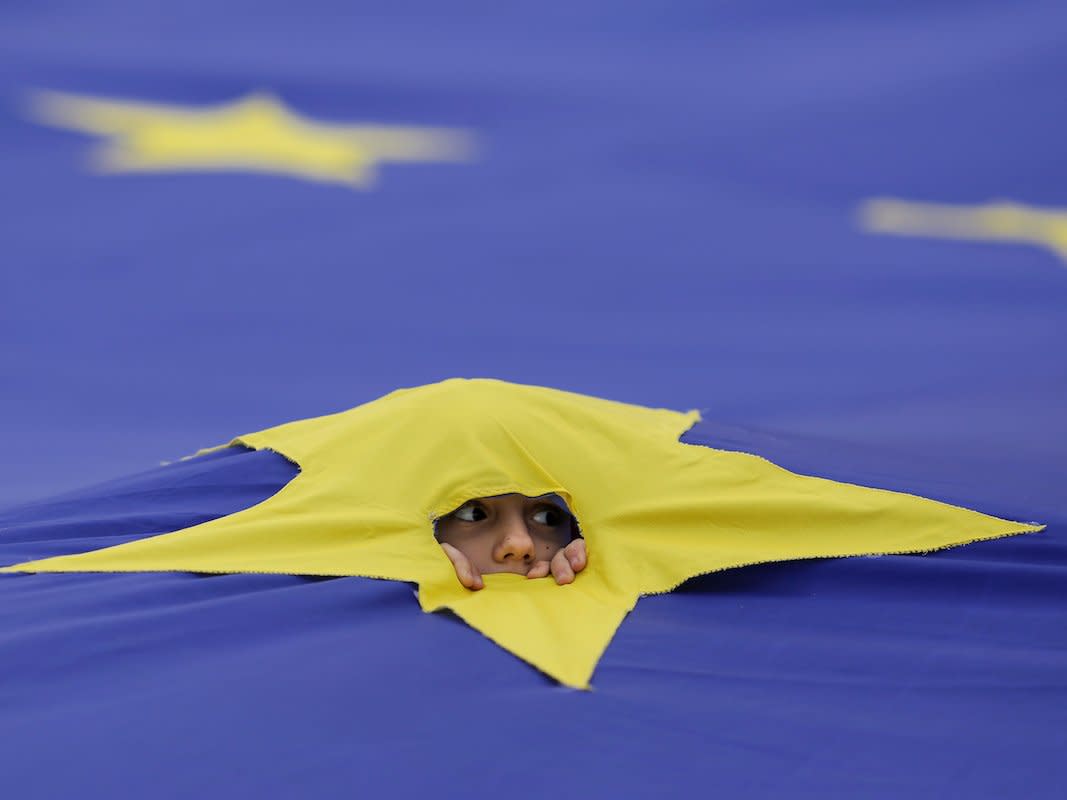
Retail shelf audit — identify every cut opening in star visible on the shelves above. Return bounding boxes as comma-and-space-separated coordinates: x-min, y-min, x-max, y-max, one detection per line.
434, 493, 584, 589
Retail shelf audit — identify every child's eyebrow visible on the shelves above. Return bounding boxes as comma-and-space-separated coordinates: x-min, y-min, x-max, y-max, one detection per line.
535, 494, 572, 514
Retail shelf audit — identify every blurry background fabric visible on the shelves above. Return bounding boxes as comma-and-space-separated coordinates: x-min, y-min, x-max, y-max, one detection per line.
1, 2, 1065, 797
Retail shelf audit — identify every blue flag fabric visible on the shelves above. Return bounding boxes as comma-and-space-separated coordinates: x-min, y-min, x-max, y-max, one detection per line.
2, 0, 1066, 797
2, 432, 1064, 798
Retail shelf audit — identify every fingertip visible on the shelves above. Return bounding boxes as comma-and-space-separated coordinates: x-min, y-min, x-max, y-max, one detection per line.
553, 562, 575, 585
527, 560, 551, 579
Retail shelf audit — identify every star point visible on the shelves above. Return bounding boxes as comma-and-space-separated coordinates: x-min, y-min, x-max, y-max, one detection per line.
859, 197, 1067, 266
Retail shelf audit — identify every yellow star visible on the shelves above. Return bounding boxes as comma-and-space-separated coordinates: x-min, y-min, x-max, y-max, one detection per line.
859, 197, 1067, 266
1, 379, 1040, 688
28, 89, 475, 188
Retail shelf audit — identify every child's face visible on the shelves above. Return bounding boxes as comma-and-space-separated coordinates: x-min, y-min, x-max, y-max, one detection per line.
435, 493, 573, 576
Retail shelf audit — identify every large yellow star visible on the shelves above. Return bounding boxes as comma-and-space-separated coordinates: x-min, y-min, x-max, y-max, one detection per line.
28, 90, 475, 188
1, 379, 1041, 688
860, 197, 1067, 266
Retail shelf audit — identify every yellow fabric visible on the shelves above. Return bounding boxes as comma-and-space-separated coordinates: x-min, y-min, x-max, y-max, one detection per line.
2, 379, 1042, 688
29, 90, 474, 188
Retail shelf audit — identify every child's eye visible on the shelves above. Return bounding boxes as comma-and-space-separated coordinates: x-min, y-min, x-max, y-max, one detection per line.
531, 507, 563, 527
454, 503, 487, 522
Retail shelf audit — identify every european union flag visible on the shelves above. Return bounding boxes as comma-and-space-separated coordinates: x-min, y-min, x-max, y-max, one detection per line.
2, 2, 1065, 798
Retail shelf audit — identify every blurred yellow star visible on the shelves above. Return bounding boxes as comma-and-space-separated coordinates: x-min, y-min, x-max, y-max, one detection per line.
1, 379, 1040, 688
28, 89, 475, 188
860, 197, 1067, 266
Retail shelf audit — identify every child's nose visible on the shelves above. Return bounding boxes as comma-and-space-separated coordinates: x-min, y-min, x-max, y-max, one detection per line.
492, 517, 535, 564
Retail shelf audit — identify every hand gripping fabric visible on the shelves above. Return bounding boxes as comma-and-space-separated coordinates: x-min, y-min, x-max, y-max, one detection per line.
2, 379, 1042, 688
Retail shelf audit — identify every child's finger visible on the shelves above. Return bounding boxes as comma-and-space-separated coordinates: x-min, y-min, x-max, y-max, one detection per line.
440, 542, 483, 590
565, 539, 587, 572
526, 560, 551, 579
550, 548, 575, 584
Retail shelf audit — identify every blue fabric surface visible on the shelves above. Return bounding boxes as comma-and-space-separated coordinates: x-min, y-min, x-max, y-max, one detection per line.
2, 437, 1064, 798
2, 1, 1066, 796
